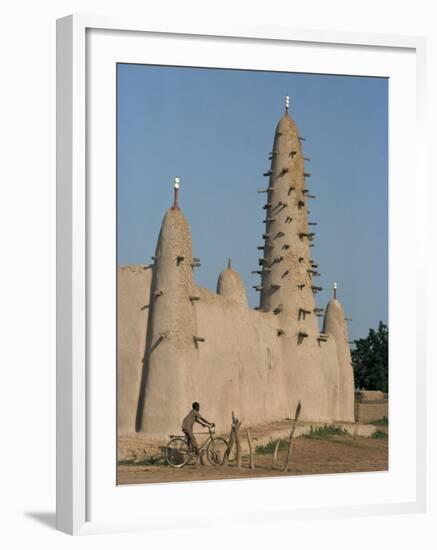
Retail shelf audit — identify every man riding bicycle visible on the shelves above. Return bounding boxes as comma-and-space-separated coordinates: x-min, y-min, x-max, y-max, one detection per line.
182, 402, 214, 458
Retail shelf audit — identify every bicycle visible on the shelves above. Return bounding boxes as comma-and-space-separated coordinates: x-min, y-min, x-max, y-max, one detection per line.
165, 426, 229, 468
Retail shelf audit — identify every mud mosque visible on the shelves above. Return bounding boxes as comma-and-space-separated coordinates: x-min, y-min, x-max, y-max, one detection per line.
118, 97, 355, 440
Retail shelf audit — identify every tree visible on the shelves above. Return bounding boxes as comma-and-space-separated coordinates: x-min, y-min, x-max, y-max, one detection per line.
351, 321, 388, 392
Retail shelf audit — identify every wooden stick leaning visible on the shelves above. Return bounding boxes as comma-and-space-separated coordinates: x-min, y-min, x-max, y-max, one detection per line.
283, 401, 302, 473
222, 426, 235, 466
246, 429, 255, 470
222, 411, 241, 467
271, 439, 281, 469
233, 412, 242, 469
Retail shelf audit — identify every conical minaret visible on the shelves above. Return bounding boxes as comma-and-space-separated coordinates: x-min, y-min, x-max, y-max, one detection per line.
251, 97, 336, 422
136, 178, 200, 436
256, 96, 320, 340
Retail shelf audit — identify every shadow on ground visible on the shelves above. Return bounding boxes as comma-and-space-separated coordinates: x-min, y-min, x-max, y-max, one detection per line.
25, 511, 56, 530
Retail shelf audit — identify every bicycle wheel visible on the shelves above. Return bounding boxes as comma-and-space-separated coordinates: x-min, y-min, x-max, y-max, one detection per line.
165, 437, 191, 468
206, 437, 229, 466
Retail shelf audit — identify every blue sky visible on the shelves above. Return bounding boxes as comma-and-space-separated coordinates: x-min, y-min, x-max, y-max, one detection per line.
117, 64, 388, 342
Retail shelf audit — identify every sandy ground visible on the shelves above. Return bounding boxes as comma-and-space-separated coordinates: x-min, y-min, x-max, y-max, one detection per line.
117, 434, 388, 485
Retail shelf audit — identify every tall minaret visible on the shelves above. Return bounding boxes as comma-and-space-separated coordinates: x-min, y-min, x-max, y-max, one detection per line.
256, 97, 320, 340
136, 178, 199, 436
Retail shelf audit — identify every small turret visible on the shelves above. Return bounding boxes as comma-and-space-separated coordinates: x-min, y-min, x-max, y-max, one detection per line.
217, 258, 248, 306
323, 282, 355, 421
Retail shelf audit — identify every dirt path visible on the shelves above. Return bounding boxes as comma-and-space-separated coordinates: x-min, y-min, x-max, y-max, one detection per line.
117, 435, 388, 485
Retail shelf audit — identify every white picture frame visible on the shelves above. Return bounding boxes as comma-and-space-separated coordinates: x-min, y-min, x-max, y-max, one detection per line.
56, 14, 427, 535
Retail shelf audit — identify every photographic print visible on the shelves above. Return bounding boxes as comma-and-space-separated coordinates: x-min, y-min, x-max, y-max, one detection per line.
116, 64, 388, 485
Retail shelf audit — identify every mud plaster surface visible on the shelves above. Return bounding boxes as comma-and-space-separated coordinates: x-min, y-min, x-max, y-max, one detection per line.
118, 113, 355, 440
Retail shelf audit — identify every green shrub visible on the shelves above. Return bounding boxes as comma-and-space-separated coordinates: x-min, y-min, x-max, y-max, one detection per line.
255, 439, 287, 455
303, 425, 348, 439
371, 430, 388, 439
118, 455, 166, 466
369, 417, 388, 426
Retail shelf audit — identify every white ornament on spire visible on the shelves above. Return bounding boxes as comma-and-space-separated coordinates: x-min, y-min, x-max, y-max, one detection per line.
285, 95, 290, 110
174, 177, 180, 189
